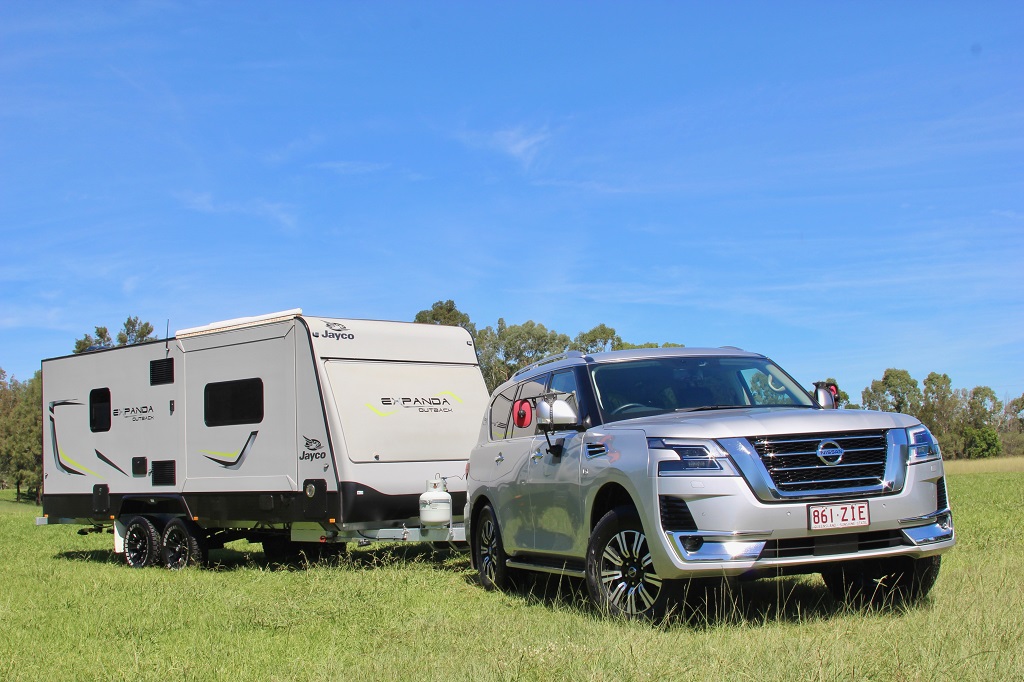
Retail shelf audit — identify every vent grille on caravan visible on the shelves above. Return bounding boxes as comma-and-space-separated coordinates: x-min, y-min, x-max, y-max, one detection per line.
152, 460, 176, 486
150, 358, 174, 386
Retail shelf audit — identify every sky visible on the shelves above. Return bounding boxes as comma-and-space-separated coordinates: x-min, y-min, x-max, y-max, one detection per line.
1, 2, 1022, 403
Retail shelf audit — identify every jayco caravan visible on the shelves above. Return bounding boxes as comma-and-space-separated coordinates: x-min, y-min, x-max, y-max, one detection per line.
38, 310, 488, 568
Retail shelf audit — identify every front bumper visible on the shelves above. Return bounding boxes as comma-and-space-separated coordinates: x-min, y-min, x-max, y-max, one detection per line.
651, 460, 954, 578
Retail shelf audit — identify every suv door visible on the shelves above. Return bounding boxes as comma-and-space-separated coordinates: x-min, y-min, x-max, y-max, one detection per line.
470, 374, 547, 554
525, 369, 586, 555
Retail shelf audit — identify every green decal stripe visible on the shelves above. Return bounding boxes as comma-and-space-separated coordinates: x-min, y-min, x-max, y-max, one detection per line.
59, 450, 102, 478
436, 391, 463, 403
365, 404, 397, 417
199, 450, 241, 461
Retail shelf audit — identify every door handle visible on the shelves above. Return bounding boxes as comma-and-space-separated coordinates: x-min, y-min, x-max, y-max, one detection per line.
531, 451, 544, 461
494, 453, 505, 464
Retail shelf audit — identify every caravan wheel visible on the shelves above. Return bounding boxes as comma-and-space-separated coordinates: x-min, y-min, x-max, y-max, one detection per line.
161, 518, 208, 569
123, 516, 161, 568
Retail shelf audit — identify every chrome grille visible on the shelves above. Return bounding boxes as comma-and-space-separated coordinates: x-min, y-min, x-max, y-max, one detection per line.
751, 430, 887, 493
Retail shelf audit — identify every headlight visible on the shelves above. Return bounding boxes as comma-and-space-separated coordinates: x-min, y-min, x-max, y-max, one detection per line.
907, 425, 941, 463
648, 438, 740, 476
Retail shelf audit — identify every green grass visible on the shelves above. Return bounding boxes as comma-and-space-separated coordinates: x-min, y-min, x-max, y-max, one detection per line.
1, 467, 1022, 681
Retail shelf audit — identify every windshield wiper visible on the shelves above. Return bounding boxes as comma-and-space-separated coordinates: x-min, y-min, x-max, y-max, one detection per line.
675, 405, 739, 413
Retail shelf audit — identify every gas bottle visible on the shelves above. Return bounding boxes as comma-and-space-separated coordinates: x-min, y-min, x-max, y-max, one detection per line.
419, 476, 452, 527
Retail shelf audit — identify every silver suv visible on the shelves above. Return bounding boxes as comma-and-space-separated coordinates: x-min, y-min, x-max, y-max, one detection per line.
466, 348, 954, 618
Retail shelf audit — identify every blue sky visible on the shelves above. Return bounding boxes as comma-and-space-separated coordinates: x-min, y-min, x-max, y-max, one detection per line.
2, 2, 1022, 403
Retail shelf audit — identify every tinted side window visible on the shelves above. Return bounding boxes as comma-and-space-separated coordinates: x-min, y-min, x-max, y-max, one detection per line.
510, 374, 548, 439
205, 378, 264, 427
489, 385, 517, 441
90, 388, 111, 432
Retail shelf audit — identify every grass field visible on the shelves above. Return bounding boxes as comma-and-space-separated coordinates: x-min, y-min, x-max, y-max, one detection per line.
1, 461, 1022, 681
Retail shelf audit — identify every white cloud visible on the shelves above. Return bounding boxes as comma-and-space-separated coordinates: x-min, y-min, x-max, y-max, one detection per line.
457, 125, 551, 168
175, 191, 298, 232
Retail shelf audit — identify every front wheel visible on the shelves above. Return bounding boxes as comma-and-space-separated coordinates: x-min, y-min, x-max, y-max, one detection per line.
585, 507, 676, 620
822, 555, 942, 607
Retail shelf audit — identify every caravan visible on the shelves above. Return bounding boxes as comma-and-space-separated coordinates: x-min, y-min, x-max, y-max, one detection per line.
38, 310, 488, 568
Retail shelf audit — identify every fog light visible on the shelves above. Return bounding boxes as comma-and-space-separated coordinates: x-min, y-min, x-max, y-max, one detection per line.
682, 536, 704, 553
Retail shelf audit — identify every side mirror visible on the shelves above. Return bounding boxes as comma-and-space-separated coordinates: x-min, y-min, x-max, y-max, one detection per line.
537, 397, 579, 431
813, 382, 840, 410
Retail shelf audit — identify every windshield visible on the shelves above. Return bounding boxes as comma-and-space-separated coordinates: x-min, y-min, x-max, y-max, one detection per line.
589, 356, 815, 422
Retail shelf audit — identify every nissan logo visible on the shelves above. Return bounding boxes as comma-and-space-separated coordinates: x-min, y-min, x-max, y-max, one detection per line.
817, 440, 844, 466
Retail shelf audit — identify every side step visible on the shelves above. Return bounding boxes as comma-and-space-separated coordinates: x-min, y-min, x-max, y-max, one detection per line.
506, 558, 586, 579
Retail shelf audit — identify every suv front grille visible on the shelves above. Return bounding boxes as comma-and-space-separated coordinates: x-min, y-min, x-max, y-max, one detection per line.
751, 430, 887, 494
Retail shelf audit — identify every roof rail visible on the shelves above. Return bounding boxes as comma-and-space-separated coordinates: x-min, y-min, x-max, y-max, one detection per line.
511, 351, 586, 379
719, 345, 744, 351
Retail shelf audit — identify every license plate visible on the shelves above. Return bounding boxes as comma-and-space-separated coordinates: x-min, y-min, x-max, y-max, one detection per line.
808, 501, 870, 530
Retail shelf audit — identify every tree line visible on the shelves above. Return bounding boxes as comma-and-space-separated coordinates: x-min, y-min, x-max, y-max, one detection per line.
414, 300, 1024, 460
2, 306, 1021, 501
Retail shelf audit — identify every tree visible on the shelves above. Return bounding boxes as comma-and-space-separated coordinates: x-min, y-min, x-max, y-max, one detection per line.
570, 324, 622, 354
74, 315, 156, 353
919, 372, 959, 437
965, 386, 1001, 429
475, 319, 572, 392
1004, 393, 1024, 433
73, 326, 113, 353
861, 369, 922, 416
0, 368, 18, 490
413, 300, 684, 392
414, 300, 477, 338
117, 316, 155, 346
963, 425, 1001, 459
0, 370, 42, 501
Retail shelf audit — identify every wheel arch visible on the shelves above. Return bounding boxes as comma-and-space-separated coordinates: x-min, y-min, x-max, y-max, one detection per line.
117, 495, 191, 520
589, 482, 639, 532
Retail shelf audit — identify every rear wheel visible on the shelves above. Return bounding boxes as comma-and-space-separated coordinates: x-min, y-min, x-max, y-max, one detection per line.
822, 555, 941, 607
474, 504, 518, 590
123, 516, 161, 568
585, 507, 676, 620
161, 518, 208, 570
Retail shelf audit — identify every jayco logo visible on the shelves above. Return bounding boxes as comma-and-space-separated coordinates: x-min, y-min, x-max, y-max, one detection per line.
300, 435, 327, 462
312, 321, 354, 341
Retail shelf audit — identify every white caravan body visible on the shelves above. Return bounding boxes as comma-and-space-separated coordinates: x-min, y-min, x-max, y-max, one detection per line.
40, 310, 488, 557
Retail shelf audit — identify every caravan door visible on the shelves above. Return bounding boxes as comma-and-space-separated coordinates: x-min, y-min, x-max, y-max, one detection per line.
182, 323, 298, 494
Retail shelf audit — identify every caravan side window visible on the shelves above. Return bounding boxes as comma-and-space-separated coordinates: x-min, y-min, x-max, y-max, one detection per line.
204, 378, 264, 427
90, 388, 111, 432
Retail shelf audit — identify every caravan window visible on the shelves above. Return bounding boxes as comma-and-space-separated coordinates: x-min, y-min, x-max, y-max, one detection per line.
90, 388, 111, 432
204, 378, 264, 427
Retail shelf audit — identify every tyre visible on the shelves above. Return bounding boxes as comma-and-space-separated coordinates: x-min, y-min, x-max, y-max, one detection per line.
585, 507, 676, 620
474, 504, 518, 591
161, 518, 208, 570
123, 516, 161, 568
822, 555, 942, 607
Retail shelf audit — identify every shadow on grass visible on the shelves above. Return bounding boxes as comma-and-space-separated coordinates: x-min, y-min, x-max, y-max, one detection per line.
57, 539, 475, 574
490, 571, 931, 628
